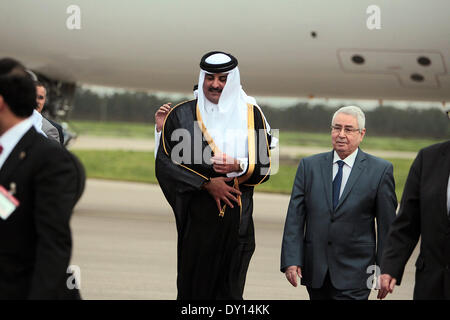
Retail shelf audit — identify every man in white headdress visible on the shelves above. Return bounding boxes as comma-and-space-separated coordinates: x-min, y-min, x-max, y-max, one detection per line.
155, 51, 274, 300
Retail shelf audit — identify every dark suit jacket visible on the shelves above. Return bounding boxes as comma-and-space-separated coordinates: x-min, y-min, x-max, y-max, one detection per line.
0, 127, 85, 299
46, 118, 64, 146
281, 148, 397, 290
381, 140, 450, 300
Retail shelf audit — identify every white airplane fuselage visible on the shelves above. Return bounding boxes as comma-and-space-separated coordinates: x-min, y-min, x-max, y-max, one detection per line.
0, 0, 449, 102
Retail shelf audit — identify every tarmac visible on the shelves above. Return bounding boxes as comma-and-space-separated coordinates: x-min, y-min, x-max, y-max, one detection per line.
68, 135, 418, 300
70, 179, 418, 300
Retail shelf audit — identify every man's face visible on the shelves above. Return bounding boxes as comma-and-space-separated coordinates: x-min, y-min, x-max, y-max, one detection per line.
36, 85, 46, 113
203, 73, 228, 104
331, 113, 366, 159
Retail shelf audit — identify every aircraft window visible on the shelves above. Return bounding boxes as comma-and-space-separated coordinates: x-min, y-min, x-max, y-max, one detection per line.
417, 56, 431, 66
351, 55, 365, 65
410, 73, 425, 82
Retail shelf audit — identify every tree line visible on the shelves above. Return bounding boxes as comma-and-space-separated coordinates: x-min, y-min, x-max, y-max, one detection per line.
71, 88, 449, 139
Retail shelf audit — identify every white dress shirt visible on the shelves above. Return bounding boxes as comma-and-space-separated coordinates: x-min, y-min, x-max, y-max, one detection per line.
154, 123, 249, 178
154, 125, 161, 159
0, 118, 33, 169
332, 148, 359, 199
30, 109, 47, 137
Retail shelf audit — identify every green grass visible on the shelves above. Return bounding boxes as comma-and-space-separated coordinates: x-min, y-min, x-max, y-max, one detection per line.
68, 120, 445, 153
73, 150, 413, 201
68, 121, 155, 138
279, 131, 445, 153
73, 150, 157, 184
256, 164, 298, 194
389, 157, 415, 201
257, 156, 413, 201
69, 118, 421, 200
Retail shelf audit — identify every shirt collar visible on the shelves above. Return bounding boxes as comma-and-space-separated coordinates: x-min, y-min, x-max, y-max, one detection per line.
333, 148, 359, 168
29, 109, 47, 137
30, 109, 42, 126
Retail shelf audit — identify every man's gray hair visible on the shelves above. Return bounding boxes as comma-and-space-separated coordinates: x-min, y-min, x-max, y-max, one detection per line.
332, 105, 365, 130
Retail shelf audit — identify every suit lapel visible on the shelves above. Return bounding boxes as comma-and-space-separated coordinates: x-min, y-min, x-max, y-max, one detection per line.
320, 151, 334, 212
0, 128, 36, 185
335, 148, 367, 212
437, 142, 450, 223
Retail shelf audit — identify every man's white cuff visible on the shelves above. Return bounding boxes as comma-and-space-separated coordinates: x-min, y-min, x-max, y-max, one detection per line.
226, 158, 248, 178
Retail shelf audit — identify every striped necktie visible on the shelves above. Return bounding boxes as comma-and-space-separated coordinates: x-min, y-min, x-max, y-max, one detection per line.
333, 160, 345, 210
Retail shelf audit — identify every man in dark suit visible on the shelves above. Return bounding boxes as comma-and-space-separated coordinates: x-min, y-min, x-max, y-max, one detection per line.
280, 105, 397, 300
378, 110, 450, 300
35, 81, 64, 146
0, 58, 85, 299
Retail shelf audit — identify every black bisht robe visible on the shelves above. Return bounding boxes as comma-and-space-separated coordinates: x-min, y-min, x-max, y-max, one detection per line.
155, 99, 272, 299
